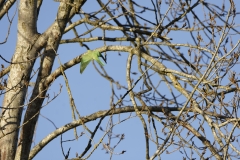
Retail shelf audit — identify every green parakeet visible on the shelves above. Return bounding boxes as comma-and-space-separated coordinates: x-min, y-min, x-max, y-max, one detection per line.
80, 50, 106, 74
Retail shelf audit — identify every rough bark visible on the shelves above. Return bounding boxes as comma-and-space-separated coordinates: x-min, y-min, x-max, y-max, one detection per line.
0, 0, 38, 159
13, 0, 86, 160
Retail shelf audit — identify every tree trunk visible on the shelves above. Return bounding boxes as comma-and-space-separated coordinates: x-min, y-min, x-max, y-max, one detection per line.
0, 0, 38, 159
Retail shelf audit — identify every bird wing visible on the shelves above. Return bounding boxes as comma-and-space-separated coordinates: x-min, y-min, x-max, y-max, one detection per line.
80, 51, 94, 74
93, 55, 105, 66
80, 50, 105, 73
80, 60, 91, 74
81, 51, 93, 63
91, 50, 105, 66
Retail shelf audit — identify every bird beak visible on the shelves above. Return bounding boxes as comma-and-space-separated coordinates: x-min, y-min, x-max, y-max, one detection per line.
100, 54, 107, 64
